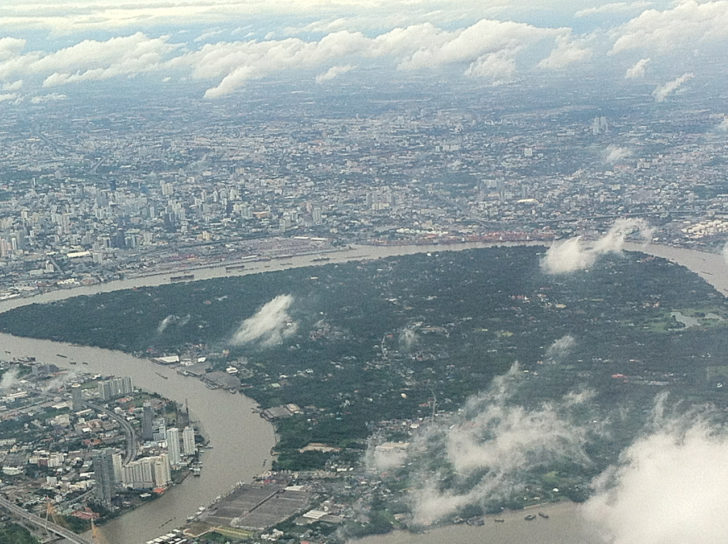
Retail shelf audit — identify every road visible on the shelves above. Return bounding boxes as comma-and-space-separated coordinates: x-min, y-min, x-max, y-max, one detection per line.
87, 402, 138, 464
0, 496, 92, 544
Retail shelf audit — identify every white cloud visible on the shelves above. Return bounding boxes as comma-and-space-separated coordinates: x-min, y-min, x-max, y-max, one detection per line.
541, 218, 653, 274
365, 437, 409, 473
546, 334, 576, 359
42, 370, 80, 392
42, 34, 179, 87
652, 72, 694, 102
0, 93, 18, 103
163, 19, 570, 98
611, 1, 728, 55
0, 37, 26, 60
35, 33, 174, 72
0, 1, 535, 35
369, 23, 445, 59
192, 19, 567, 97
625, 57, 650, 79
2, 4, 723, 98
156, 314, 190, 334
464, 50, 518, 84
398, 327, 418, 351
231, 294, 298, 347
541, 237, 595, 274
176, 30, 370, 98
315, 64, 354, 83
604, 144, 632, 163
0, 33, 179, 88
715, 116, 728, 132
194, 29, 225, 43
396, 19, 557, 73
583, 419, 728, 544
405, 364, 596, 525
30, 93, 67, 104
0, 52, 40, 82
2, 80, 22, 91
0, 367, 20, 390
538, 34, 592, 69
575, 1, 653, 18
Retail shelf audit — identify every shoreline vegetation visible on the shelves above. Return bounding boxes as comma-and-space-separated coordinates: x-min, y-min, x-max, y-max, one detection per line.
0, 243, 725, 540
1, 239, 725, 314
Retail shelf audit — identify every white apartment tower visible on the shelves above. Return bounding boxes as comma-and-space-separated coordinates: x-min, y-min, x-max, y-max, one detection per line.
182, 425, 196, 456
166, 427, 181, 466
153, 453, 172, 487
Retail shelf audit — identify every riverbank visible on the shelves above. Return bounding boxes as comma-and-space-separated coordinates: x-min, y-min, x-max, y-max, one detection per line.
0, 241, 541, 314
626, 242, 728, 296
353, 501, 597, 544
3, 239, 723, 315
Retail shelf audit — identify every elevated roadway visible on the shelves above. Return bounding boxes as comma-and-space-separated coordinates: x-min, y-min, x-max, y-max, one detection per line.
87, 401, 138, 464
0, 496, 92, 544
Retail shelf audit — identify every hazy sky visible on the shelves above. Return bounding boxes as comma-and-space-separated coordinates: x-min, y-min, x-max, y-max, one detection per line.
1, 0, 726, 101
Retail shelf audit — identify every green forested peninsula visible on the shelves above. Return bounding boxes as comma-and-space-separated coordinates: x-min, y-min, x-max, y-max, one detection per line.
2, 247, 727, 476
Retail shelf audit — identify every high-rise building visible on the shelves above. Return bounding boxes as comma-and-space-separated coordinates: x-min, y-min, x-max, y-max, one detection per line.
93, 449, 115, 507
98, 376, 133, 401
592, 115, 609, 135
70, 383, 84, 411
142, 402, 154, 441
166, 427, 181, 466
182, 425, 196, 456
97, 381, 113, 402
117, 376, 133, 396
121, 454, 171, 489
123, 458, 154, 489
153, 454, 171, 487
153, 418, 167, 442
112, 452, 123, 483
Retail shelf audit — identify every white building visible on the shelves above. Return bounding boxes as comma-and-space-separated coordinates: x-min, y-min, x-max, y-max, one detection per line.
121, 454, 171, 489
182, 426, 195, 456
153, 453, 171, 487
112, 452, 123, 482
166, 427, 181, 466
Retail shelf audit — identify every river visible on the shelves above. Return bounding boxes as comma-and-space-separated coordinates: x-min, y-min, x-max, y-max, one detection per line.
0, 241, 725, 544
356, 502, 598, 544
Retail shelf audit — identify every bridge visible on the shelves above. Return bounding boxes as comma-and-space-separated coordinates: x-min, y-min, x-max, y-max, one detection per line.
0, 496, 92, 544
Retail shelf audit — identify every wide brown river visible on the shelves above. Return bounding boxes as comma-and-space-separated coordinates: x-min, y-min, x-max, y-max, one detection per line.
0, 241, 724, 544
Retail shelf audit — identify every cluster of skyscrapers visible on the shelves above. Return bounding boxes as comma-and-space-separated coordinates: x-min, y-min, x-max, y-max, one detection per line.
92, 398, 197, 506
93, 450, 173, 506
